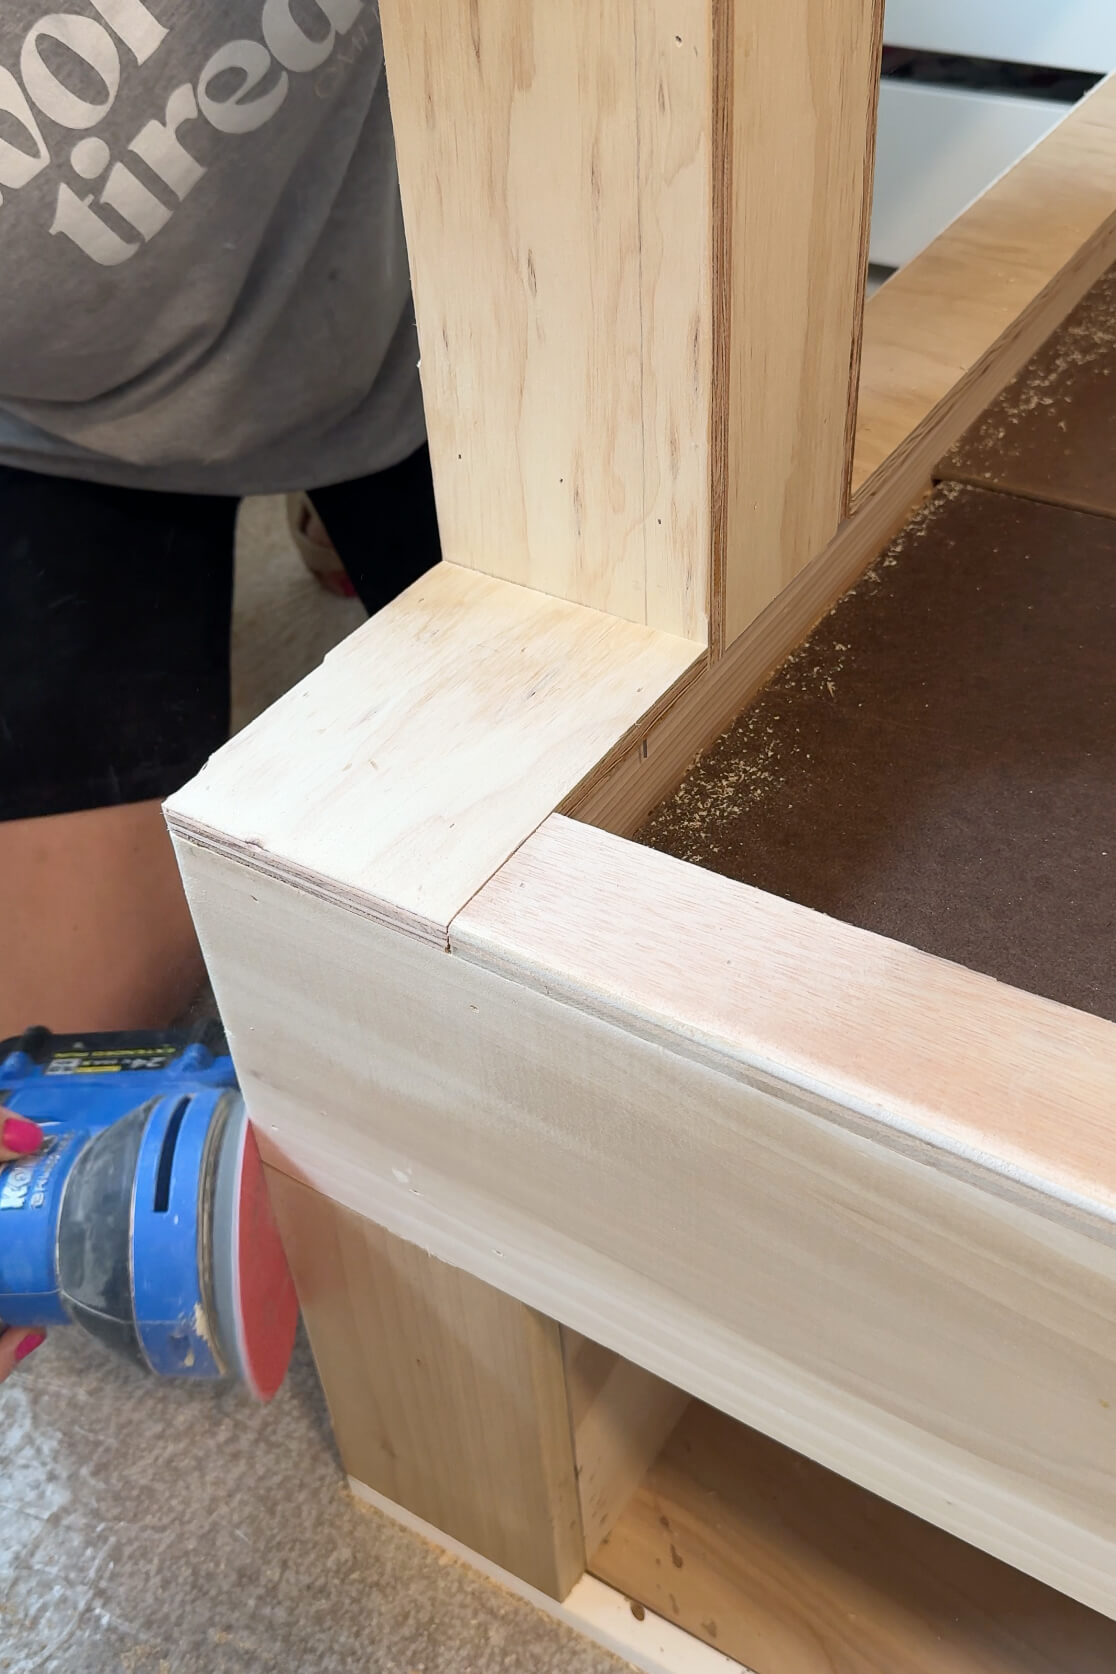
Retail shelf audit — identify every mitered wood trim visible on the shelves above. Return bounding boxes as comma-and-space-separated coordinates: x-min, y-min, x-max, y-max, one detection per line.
165, 563, 701, 945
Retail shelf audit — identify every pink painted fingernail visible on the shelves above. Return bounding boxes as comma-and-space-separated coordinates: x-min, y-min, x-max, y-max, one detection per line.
15, 1332, 46, 1364
2, 1115, 43, 1156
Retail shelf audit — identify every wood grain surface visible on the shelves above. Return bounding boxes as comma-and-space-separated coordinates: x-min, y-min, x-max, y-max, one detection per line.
381, 0, 881, 649
594, 1402, 1116, 1673
718, 0, 882, 645
174, 836, 1116, 1614
380, 0, 713, 639
165, 562, 700, 944
266, 1171, 584, 1599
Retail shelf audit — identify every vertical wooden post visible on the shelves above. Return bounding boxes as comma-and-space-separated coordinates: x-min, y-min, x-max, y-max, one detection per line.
213, 0, 883, 1604
266, 1171, 585, 1600
381, 0, 883, 648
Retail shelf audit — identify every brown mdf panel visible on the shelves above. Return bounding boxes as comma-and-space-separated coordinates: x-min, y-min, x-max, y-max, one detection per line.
939, 263, 1116, 520
640, 482, 1116, 1023
264, 1172, 585, 1601
380, 0, 881, 647
593, 1404, 1116, 1674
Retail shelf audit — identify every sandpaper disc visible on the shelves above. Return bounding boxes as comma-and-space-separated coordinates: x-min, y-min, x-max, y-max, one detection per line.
210, 1100, 299, 1402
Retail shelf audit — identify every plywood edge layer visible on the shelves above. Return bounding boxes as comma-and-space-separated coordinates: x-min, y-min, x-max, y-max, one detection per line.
349, 1476, 751, 1674
853, 71, 1116, 493
165, 561, 702, 940
452, 816, 1116, 1235
166, 816, 450, 948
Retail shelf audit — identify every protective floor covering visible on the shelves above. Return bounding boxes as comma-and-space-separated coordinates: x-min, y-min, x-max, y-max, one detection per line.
0, 1327, 621, 1674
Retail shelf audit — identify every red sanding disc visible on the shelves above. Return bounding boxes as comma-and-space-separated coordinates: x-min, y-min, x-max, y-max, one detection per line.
221, 1114, 299, 1402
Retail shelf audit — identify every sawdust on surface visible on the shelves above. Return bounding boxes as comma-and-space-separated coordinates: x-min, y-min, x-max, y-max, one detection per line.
637, 484, 965, 865
948, 265, 1116, 467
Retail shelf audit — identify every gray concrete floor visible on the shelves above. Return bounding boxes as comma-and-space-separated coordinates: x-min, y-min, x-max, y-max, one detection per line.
0, 504, 620, 1672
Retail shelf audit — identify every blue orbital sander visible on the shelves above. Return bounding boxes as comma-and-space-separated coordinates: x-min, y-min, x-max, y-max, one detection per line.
0, 1027, 299, 1401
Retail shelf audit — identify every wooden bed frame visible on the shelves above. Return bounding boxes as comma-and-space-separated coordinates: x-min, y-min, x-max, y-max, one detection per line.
166, 6, 1116, 1667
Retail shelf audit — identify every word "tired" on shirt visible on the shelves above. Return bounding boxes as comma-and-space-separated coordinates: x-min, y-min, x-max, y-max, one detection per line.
0, 0, 368, 265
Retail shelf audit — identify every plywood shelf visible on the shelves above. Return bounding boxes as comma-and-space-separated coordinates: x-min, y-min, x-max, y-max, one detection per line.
591, 1399, 1116, 1674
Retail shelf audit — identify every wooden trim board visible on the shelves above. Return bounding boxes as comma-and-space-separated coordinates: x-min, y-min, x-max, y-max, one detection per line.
173, 834, 1116, 1616
715, 0, 882, 645
456, 817, 1116, 1227
166, 562, 701, 944
349, 1477, 749, 1674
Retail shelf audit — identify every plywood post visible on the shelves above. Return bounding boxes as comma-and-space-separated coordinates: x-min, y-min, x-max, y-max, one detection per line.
266, 1171, 585, 1601
380, 0, 883, 648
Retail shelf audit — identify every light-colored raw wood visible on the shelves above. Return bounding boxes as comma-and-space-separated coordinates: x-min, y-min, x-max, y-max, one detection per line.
717, 0, 882, 645
593, 1402, 1116, 1674
380, 0, 713, 639
853, 72, 1116, 494
380, 0, 881, 648
165, 562, 701, 945
175, 836, 1116, 1616
350, 1478, 748, 1674
264, 1170, 584, 1599
458, 817, 1116, 1228
563, 1330, 690, 1554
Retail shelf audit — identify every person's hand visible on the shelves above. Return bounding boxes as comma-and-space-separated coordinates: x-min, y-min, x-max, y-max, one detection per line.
0, 1115, 48, 1382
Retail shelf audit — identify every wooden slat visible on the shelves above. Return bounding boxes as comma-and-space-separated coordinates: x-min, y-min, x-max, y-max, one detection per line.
563, 1330, 690, 1555
717, 0, 882, 645
175, 835, 1116, 1615
380, 0, 713, 640
165, 562, 701, 945
458, 816, 1116, 1228
265, 1171, 584, 1600
594, 1403, 1116, 1674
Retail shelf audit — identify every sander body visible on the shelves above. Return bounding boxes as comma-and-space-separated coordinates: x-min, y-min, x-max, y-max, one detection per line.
0, 1028, 298, 1400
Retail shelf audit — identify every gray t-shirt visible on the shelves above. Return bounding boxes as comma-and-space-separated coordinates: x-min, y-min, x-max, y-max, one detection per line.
0, 0, 425, 494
